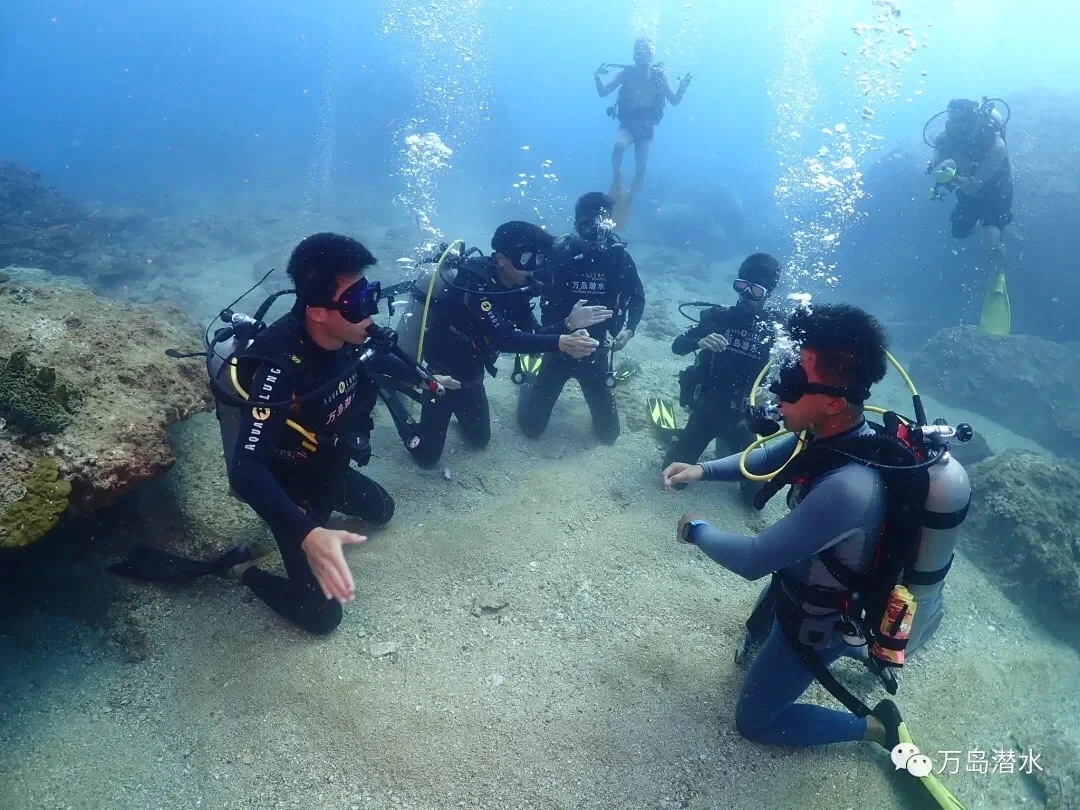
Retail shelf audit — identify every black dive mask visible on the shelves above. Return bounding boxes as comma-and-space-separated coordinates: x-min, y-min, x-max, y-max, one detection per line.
513, 249, 547, 275
768, 363, 870, 405
319, 278, 382, 323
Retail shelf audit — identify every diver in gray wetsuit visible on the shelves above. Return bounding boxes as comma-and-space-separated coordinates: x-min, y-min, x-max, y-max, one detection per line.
662, 304, 938, 750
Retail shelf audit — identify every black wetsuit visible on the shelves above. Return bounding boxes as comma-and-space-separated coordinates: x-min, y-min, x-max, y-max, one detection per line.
934, 131, 1013, 237
664, 304, 774, 472
517, 234, 644, 444
411, 256, 564, 467
228, 311, 412, 634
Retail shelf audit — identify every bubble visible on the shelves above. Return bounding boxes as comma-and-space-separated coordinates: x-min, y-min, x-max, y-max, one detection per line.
906, 754, 933, 778
891, 742, 920, 770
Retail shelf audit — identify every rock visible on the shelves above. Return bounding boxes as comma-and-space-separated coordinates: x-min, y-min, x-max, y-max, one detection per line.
471, 591, 510, 617
0, 278, 211, 548
947, 428, 994, 467
369, 640, 400, 658
911, 326, 1080, 457
965, 449, 1080, 647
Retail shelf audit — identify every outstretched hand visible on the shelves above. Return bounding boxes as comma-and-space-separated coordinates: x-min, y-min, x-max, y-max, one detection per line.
566, 299, 614, 330
301, 527, 367, 604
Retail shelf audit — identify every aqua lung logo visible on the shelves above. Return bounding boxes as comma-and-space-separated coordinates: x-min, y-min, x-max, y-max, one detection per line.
244, 366, 282, 452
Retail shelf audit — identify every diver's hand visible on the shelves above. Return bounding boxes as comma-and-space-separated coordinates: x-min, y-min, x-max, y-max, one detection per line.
301, 527, 367, 604
679, 73, 693, 90
612, 328, 635, 351
565, 299, 614, 330
663, 462, 705, 493
433, 374, 461, 390
559, 329, 600, 359
953, 175, 971, 187
594, 63, 609, 76
698, 333, 729, 353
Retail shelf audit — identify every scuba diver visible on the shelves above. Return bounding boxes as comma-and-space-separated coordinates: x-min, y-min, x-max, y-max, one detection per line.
392, 221, 611, 468
219, 234, 436, 635
660, 254, 782, 504
516, 192, 644, 445
924, 97, 1013, 335
660, 303, 972, 801
594, 37, 692, 227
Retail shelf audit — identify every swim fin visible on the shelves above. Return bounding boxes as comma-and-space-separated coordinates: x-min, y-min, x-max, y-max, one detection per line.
614, 358, 640, 383
107, 544, 250, 583
646, 397, 678, 431
979, 271, 1011, 336
519, 354, 543, 379
875, 700, 969, 810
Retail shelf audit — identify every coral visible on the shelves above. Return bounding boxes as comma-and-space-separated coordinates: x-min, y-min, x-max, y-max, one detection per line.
0, 456, 71, 549
0, 350, 83, 434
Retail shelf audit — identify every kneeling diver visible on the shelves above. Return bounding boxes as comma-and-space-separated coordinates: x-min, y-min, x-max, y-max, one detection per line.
392, 221, 611, 467
662, 303, 971, 808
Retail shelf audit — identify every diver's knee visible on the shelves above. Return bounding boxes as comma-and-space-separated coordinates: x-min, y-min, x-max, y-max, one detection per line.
734, 698, 769, 742
303, 600, 343, 636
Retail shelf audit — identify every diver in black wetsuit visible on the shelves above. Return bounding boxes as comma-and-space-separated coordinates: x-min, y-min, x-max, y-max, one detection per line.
407, 222, 610, 467
664, 254, 781, 501
516, 192, 645, 444
227, 233, 419, 635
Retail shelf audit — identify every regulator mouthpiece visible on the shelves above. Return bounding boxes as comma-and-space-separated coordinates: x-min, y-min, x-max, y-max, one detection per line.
748, 401, 783, 436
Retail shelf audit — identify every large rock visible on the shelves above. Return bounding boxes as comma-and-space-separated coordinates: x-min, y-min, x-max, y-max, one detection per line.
0, 272, 211, 548
965, 449, 1080, 648
836, 89, 1080, 339
911, 326, 1080, 457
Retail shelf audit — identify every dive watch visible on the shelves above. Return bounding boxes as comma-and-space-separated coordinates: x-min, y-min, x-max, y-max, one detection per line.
679, 519, 708, 545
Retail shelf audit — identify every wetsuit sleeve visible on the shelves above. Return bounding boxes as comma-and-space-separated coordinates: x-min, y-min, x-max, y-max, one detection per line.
229, 362, 321, 545
672, 319, 710, 355
691, 464, 881, 580
965, 137, 1007, 194
623, 254, 645, 332
462, 283, 561, 354
699, 433, 801, 481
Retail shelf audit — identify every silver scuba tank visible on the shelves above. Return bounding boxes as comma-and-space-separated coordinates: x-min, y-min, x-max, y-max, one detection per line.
905, 451, 971, 653
390, 266, 451, 412
209, 331, 252, 490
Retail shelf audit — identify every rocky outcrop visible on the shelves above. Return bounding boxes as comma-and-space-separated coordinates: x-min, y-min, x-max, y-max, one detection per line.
0, 272, 211, 549
911, 326, 1080, 457
965, 449, 1080, 647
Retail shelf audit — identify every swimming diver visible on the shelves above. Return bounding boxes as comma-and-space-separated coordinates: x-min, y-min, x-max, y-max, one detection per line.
397, 221, 611, 467
663, 254, 782, 504
517, 193, 645, 445
661, 304, 969, 752
224, 234, 425, 635
594, 38, 691, 226
926, 97, 1013, 334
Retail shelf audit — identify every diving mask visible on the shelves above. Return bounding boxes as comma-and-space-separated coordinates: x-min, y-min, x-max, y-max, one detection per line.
768, 363, 870, 405
320, 277, 383, 323
734, 278, 769, 301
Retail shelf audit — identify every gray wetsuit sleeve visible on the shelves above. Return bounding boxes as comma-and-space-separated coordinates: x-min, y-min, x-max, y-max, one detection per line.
691, 464, 882, 581
699, 433, 801, 482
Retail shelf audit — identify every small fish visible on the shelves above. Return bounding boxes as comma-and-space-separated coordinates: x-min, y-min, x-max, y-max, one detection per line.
396, 257, 416, 265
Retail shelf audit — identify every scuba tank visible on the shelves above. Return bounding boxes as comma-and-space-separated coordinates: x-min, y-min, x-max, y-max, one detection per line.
902, 444, 971, 652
